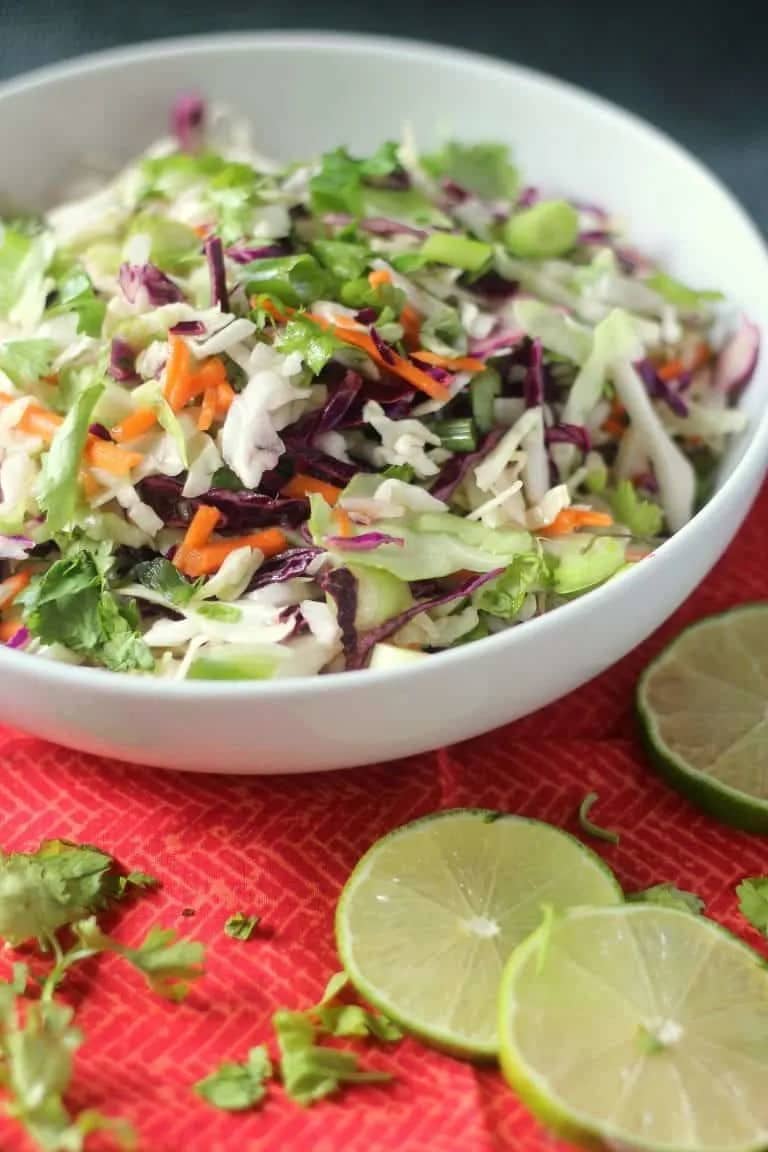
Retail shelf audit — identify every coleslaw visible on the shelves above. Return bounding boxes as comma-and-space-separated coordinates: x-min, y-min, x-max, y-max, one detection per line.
0, 95, 757, 679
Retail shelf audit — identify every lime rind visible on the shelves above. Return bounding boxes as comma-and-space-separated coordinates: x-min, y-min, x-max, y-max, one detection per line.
637, 604, 768, 832
336, 808, 622, 1059
499, 904, 768, 1152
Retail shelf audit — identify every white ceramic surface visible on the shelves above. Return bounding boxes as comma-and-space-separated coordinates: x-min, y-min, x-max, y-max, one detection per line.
0, 32, 765, 773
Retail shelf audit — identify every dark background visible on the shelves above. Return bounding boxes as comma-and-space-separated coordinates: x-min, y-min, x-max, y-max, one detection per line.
0, 0, 765, 227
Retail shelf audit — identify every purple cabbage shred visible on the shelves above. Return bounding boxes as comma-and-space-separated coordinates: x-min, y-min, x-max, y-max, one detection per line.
205, 236, 229, 311
545, 423, 591, 453
169, 320, 206, 336
5, 626, 30, 650
119, 263, 184, 306
171, 93, 205, 153
108, 337, 139, 383
248, 546, 322, 591
325, 532, 405, 552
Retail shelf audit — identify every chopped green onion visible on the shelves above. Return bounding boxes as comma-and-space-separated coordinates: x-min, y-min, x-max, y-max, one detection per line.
504, 200, 579, 259
420, 232, 493, 273
430, 418, 478, 454
470, 367, 502, 433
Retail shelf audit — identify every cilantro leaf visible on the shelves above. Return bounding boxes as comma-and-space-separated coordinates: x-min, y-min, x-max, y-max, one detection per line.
194, 1046, 272, 1111
116, 871, 159, 898
0, 993, 136, 1151
608, 480, 664, 537
628, 884, 704, 915
273, 1011, 391, 1107
423, 141, 519, 201
73, 921, 205, 1001
737, 877, 768, 934
0, 840, 123, 946
577, 792, 620, 845
473, 553, 544, 619
224, 913, 261, 941
46, 265, 106, 337
360, 141, 400, 179
22, 542, 154, 673
0, 339, 57, 388
311, 239, 370, 282
308, 972, 402, 1042
131, 556, 202, 607
276, 314, 345, 376
310, 149, 365, 216
37, 377, 104, 534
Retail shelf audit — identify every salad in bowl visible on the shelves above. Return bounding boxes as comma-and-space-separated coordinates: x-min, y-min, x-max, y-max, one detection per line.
0, 94, 757, 681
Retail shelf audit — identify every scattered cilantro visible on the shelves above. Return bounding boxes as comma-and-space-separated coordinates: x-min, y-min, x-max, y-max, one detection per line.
312, 238, 370, 282
210, 466, 245, 491
0, 338, 57, 389
608, 480, 664, 537
423, 141, 519, 201
473, 553, 543, 620
339, 276, 405, 313
224, 913, 261, 941
194, 1047, 272, 1111
276, 314, 345, 375
577, 793, 620, 845
628, 884, 704, 915
645, 271, 723, 310
309, 144, 400, 217
131, 556, 202, 607
0, 841, 202, 1149
22, 542, 154, 673
37, 376, 104, 534
737, 876, 768, 934
380, 464, 416, 483
46, 264, 106, 337
274, 1010, 391, 1107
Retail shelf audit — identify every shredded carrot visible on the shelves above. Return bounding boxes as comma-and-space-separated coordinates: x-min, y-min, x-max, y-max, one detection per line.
80, 470, 101, 501
412, 349, 487, 373
320, 322, 450, 402
85, 439, 143, 476
539, 509, 614, 538
216, 380, 236, 416
657, 341, 712, 383
181, 528, 289, 577
0, 571, 30, 611
253, 297, 294, 323
193, 224, 210, 238
198, 387, 218, 432
173, 505, 222, 571
111, 407, 157, 443
282, 473, 342, 506
400, 304, 421, 347
168, 355, 228, 413
331, 508, 354, 538
601, 419, 625, 439
17, 404, 63, 442
368, 269, 392, 289
164, 335, 193, 405
0, 617, 20, 642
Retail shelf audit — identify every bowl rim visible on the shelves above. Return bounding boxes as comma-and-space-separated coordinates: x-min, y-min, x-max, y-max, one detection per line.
0, 28, 766, 700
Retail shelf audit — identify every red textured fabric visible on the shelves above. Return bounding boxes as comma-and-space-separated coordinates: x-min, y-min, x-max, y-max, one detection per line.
1, 483, 768, 1152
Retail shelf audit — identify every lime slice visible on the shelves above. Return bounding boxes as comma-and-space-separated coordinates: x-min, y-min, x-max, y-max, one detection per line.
637, 605, 768, 831
335, 809, 621, 1058
499, 904, 768, 1152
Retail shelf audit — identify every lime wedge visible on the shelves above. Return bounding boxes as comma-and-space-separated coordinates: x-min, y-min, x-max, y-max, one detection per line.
637, 605, 768, 830
335, 809, 621, 1058
499, 904, 768, 1152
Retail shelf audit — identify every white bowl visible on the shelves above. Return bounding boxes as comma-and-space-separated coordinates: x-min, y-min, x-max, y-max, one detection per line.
0, 32, 765, 773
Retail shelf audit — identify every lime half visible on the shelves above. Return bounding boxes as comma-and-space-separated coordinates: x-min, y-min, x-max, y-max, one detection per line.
499, 904, 768, 1152
335, 809, 621, 1058
638, 605, 768, 831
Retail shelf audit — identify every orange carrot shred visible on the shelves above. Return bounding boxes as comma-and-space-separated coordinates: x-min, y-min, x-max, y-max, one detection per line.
538, 509, 614, 538
180, 529, 288, 578
85, 440, 143, 476
412, 349, 487, 373
0, 617, 21, 642
173, 505, 222, 571
368, 269, 392, 288
0, 571, 30, 611
111, 407, 157, 443
164, 335, 192, 404
281, 473, 342, 506
331, 508, 354, 538
400, 304, 421, 347
198, 387, 218, 432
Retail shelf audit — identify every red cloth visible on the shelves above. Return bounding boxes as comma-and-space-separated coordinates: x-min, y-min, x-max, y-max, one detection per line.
1, 484, 767, 1152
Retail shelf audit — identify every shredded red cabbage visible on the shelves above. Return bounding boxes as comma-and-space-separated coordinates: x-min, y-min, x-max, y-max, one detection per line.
466, 272, 519, 301
88, 422, 111, 441
523, 339, 544, 408
317, 567, 358, 660
169, 320, 206, 336
429, 428, 504, 503
225, 242, 291, 264
248, 547, 322, 591
635, 359, 689, 417
370, 327, 396, 365
137, 475, 310, 531
0, 535, 34, 560
546, 423, 591, 452
516, 187, 540, 208
468, 327, 525, 358
713, 319, 760, 395
348, 568, 504, 670
205, 236, 229, 311
325, 532, 405, 552
171, 93, 205, 153
5, 626, 30, 650
359, 217, 428, 240
108, 337, 139, 383
119, 263, 184, 306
